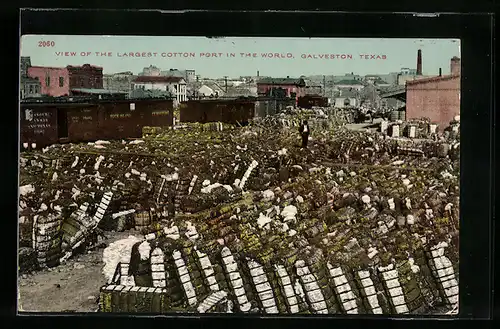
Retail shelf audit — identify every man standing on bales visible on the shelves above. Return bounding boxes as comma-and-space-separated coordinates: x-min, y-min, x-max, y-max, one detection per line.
299, 120, 311, 148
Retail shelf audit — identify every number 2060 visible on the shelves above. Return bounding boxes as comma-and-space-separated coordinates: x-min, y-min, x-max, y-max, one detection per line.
38, 41, 55, 47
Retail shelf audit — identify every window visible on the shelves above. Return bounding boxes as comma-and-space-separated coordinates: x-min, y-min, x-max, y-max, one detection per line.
45, 76, 50, 87
29, 85, 34, 94
59, 77, 64, 87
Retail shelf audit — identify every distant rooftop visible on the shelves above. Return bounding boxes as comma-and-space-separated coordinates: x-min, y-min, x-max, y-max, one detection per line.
21, 76, 41, 84
340, 89, 358, 98
406, 74, 460, 86
336, 79, 364, 85
257, 77, 305, 86
133, 76, 185, 83
71, 88, 128, 95
105, 71, 134, 76
30, 64, 103, 70
67, 64, 103, 70
201, 82, 225, 93
161, 69, 186, 78
374, 78, 390, 85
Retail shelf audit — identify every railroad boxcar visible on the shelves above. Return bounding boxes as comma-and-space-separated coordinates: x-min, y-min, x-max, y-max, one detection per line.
297, 95, 329, 109
179, 98, 256, 124
20, 97, 174, 148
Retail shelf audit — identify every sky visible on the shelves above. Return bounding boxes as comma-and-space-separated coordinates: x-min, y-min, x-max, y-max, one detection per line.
20, 35, 460, 78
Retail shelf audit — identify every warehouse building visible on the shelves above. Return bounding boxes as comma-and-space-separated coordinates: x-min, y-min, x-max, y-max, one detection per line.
405, 57, 461, 127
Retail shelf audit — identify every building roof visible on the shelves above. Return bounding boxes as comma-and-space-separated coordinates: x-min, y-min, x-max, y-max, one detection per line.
406, 74, 460, 86
133, 76, 185, 83
374, 79, 390, 85
130, 89, 174, 98
106, 71, 134, 76
29, 65, 67, 70
29, 64, 103, 70
20, 76, 41, 84
71, 88, 128, 94
339, 90, 358, 98
336, 79, 364, 85
161, 69, 185, 78
257, 77, 305, 86
20, 57, 31, 66
224, 87, 257, 97
379, 85, 406, 101
67, 64, 103, 70
201, 82, 225, 93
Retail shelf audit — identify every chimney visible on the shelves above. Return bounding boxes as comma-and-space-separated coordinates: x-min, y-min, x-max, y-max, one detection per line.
257, 70, 259, 77
439, 68, 442, 76
450, 56, 461, 75
416, 49, 422, 75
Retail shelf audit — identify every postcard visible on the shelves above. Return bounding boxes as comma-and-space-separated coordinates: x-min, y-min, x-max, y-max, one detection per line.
18, 35, 460, 315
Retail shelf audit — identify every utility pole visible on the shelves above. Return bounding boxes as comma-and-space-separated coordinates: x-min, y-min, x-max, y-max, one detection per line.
223, 76, 228, 93
195, 75, 200, 99
330, 76, 334, 100
323, 75, 326, 97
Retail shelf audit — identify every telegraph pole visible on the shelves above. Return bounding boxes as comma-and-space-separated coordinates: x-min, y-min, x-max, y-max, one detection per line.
195, 75, 200, 99
323, 75, 326, 97
330, 76, 333, 99
223, 76, 228, 93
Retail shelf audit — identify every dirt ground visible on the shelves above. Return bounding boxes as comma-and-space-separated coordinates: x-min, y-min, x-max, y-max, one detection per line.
18, 231, 139, 313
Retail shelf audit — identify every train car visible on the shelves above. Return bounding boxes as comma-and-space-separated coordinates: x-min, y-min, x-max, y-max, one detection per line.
297, 95, 329, 109
20, 97, 174, 149
179, 98, 256, 124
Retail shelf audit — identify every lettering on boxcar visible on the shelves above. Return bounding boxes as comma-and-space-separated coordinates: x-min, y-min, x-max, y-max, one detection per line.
110, 113, 132, 119
25, 109, 34, 121
152, 111, 170, 116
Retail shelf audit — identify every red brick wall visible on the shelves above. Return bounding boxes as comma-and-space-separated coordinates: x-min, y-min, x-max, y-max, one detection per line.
27, 67, 70, 97
406, 76, 460, 127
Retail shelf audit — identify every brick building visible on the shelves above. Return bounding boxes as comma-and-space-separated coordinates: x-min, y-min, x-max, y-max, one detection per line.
27, 64, 103, 97
405, 57, 460, 127
257, 77, 306, 104
103, 71, 136, 93
20, 56, 42, 99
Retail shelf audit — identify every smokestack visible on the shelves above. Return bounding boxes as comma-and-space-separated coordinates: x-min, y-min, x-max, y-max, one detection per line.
450, 56, 461, 75
257, 70, 259, 77
439, 68, 442, 76
416, 49, 422, 75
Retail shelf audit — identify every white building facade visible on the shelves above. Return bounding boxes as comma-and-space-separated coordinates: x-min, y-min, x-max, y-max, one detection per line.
132, 76, 187, 102
334, 97, 359, 108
